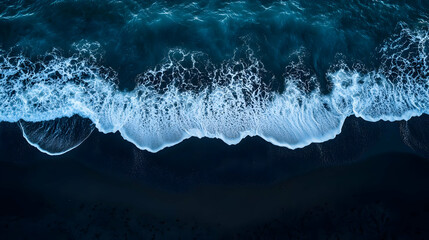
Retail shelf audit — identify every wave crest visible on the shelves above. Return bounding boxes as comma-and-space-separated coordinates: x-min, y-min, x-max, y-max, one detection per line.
0, 25, 428, 154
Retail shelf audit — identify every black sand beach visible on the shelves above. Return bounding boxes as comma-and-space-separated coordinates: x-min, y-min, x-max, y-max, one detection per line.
0, 117, 428, 239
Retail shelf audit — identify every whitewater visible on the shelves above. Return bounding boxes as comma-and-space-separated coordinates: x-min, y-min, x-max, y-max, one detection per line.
0, 24, 428, 155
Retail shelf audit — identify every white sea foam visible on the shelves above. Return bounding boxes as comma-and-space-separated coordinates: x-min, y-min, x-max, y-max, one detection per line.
0, 25, 427, 154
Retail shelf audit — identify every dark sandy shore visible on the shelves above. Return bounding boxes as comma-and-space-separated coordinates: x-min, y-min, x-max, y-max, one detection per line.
0, 117, 428, 239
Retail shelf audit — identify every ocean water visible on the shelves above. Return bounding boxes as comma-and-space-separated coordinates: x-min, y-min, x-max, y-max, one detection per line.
0, 0, 428, 155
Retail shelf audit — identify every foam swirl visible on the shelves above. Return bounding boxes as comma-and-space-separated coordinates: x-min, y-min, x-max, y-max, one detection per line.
0, 25, 427, 154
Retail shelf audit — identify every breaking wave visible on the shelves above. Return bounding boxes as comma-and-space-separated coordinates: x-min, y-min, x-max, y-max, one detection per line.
0, 24, 428, 155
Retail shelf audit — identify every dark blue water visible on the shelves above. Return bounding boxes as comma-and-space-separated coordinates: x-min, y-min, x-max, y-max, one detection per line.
1, 1, 429, 238
0, 0, 428, 154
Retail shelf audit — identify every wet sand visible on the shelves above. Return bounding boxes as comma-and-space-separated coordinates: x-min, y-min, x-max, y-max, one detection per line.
0, 117, 428, 239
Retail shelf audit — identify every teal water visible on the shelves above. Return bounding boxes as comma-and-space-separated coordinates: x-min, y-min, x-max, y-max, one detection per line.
0, 0, 428, 153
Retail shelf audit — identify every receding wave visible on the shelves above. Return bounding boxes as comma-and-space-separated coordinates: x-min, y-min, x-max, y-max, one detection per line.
0, 24, 428, 155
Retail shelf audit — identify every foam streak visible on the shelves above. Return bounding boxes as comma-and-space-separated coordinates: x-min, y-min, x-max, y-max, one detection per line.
0, 26, 427, 154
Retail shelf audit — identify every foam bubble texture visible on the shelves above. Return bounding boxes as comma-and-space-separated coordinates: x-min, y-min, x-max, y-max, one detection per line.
0, 25, 427, 154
